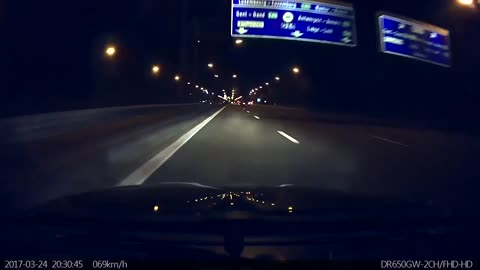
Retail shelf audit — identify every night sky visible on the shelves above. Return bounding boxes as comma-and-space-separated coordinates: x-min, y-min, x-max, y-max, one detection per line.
2, 0, 480, 121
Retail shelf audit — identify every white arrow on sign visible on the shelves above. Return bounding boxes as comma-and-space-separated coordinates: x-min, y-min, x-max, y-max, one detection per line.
341, 37, 352, 43
291, 31, 304, 38
236, 28, 248, 34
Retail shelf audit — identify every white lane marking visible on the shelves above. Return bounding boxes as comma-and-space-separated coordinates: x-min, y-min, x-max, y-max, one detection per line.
254, 115, 260, 119
118, 106, 227, 186
277, 131, 300, 144
370, 135, 408, 147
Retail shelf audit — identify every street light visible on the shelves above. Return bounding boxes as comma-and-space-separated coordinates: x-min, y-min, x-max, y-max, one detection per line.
214, 74, 219, 78
457, 0, 474, 6
232, 74, 237, 78
275, 76, 280, 81
105, 46, 116, 57
259, 86, 263, 89
195, 85, 199, 88
265, 82, 270, 86
174, 75, 181, 81
235, 39, 244, 45
151, 65, 160, 74
292, 67, 300, 74
208, 63, 214, 68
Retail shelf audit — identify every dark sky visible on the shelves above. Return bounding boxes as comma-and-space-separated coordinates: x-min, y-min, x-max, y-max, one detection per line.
2, 0, 480, 117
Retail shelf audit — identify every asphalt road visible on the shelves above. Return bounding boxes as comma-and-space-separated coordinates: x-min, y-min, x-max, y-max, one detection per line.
1, 104, 480, 212
144, 105, 480, 209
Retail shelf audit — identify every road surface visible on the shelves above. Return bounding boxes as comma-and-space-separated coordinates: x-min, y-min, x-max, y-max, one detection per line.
1, 104, 479, 213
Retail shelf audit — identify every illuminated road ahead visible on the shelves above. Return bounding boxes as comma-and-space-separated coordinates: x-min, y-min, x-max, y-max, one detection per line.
144, 105, 480, 208
1, 104, 480, 213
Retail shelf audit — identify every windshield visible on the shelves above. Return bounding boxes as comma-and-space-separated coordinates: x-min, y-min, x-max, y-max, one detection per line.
1, 0, 480, 264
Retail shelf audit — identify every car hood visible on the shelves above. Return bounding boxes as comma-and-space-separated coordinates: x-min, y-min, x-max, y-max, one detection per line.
23, 182, 458, 222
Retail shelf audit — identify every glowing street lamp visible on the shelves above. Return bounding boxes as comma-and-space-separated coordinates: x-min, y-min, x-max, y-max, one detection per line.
232, 74, 237, 78
292, 67, 300, 74
174, 75, 181, 81
151, 65, 160, 74
235, 39, 244, 45
457, 0, 474, 6
265, 82, 270, 86
214, 74, 219, 78
275, 76, 280, 81
105, 46, 116, 57
208, 63, 214, 68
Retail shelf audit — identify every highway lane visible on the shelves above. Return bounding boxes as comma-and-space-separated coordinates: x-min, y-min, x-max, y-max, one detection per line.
145, 105, 480, 209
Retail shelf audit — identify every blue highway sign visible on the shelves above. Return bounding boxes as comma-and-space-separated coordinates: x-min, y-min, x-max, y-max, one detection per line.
378, 13, 451, 67
231, 0, 357, 46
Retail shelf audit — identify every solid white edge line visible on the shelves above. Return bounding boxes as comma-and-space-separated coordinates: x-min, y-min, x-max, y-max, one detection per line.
277, 131, 300, 144
370, 135, 409, 147
118, 106, 227, 186
254, 115, 260, 119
